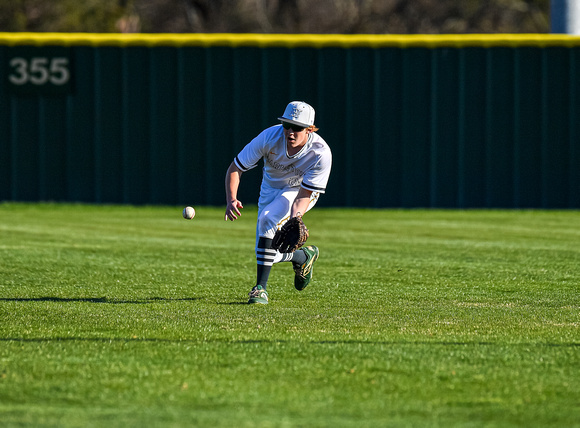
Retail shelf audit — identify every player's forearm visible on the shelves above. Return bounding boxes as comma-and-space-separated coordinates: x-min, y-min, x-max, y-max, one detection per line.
225, 163, 242, 203
291, 189, 312, 217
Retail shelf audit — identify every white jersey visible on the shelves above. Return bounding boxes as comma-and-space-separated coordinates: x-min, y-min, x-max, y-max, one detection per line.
234, 125, 332, 193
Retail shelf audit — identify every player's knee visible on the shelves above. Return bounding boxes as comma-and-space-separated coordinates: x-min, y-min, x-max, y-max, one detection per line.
257, 211, 278, 236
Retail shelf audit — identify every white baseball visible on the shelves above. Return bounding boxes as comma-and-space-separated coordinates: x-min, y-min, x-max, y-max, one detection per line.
182, 206, 195, 219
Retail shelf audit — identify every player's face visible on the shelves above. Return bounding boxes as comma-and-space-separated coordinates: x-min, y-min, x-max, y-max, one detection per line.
282, 123, 310, 149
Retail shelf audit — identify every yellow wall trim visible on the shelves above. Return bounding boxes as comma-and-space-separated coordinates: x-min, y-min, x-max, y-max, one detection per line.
2, 33, 580, 48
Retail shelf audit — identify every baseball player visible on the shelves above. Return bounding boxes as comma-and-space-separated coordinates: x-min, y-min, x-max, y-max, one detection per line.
224, 101, 332, 304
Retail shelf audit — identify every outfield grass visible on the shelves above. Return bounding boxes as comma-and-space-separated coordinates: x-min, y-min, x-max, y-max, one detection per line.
0, 203, 579, 427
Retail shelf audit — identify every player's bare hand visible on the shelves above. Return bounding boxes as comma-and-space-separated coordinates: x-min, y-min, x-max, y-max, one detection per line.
225, 200, 244, 221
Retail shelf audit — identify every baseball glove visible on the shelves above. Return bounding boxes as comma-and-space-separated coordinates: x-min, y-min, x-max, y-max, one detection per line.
271, 214, 309, 253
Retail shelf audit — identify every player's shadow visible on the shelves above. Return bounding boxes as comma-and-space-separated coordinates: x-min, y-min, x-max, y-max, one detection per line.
0, 296, 202, 304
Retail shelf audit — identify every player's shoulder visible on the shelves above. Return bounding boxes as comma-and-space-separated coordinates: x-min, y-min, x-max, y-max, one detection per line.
309, 132, 331, 154
259, 124, 284, 138
250, 124, 283, 148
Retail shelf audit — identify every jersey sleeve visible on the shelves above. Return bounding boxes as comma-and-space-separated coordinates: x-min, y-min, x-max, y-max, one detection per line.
302, 143, 332, 194
233, 131, 268, 172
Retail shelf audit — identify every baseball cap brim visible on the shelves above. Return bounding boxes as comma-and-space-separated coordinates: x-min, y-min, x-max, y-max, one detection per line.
277, 117, 311, 128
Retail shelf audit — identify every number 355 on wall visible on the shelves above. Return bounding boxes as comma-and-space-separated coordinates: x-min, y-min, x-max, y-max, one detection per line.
6, 48, 73, 96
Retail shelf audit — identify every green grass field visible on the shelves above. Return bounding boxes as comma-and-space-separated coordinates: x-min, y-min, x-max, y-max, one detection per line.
0, 203, 579, 427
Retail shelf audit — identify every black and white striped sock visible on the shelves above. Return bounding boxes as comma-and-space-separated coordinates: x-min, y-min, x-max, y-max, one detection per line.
256, 237, 275, 288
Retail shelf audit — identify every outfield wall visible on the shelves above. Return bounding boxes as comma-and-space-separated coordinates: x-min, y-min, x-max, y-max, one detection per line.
1, 33, 579, 208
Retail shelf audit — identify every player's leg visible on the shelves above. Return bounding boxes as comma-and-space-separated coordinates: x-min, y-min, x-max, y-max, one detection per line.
248, 185, 296, 304
254, 187, 296, 285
